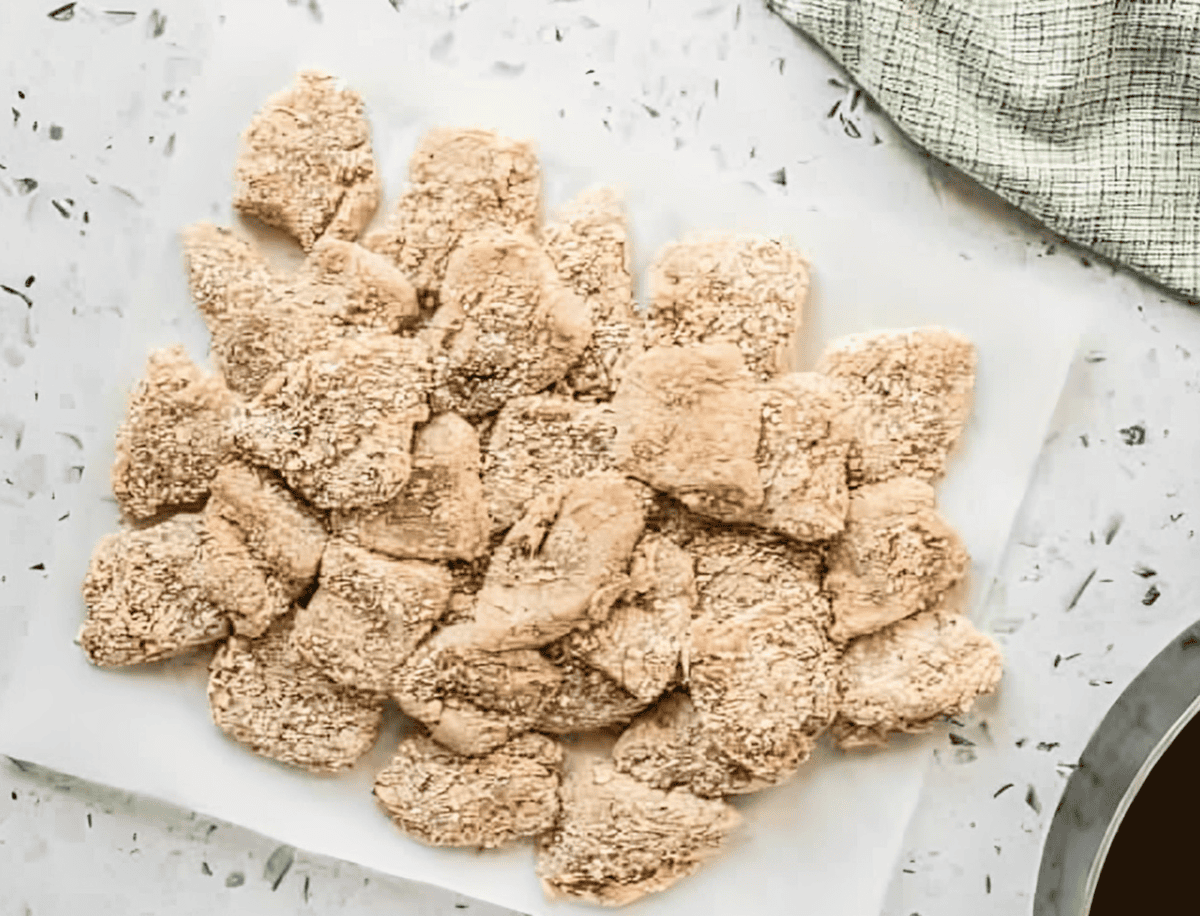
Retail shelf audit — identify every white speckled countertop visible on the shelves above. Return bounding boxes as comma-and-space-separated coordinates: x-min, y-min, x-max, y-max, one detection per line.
3, 1, 1200, 914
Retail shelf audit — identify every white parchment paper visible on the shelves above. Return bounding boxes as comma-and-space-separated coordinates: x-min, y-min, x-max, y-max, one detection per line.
0, 2, 1089, 914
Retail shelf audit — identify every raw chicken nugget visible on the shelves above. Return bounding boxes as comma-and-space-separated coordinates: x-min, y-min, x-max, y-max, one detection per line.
363, 127, 541, 295
544, 187, 642, 399
232, 334, 432, 510
205, 462, 327, 600
181, 222, 276, 324
296, 237, 420, 334
816, 327, 976, 486
184, 226, 419, 399
394, 641, 563, 756
110, 345, 237, 520
331, 413, 490, 561
481, 394, 621, 534
199, 512, 292, 639
426, 230, 593, 418
532, 647, 650, 735
558, 533, 694, 704
440, 474, 645, 652
233, 70, 381, 250
291, 539, 452, 693
833, 608, 1003, 748
207, 613, 385, 773
684, 526, 839, 784
645, 234, 809, 382
824, 477, 969, 642
375, 733, 563, 849
613, 343, 764, 523
537, 757, 741, 907
613, 692, 777, 798
183, 223, 335, 399
752, 371, 854, 541
79, 514, 229, 666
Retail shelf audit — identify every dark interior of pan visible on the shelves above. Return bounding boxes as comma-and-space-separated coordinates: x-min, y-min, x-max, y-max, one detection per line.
1036, 620, 1200, 914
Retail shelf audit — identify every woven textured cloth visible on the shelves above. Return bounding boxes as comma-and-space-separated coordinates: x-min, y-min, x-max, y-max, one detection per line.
767, 0, 1200, 301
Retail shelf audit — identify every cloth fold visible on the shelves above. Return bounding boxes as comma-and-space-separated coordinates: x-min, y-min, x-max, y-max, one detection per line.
768, 0, 1200, 302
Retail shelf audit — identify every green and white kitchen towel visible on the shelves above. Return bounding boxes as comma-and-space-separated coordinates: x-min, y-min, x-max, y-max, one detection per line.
768, 0, 1200, 301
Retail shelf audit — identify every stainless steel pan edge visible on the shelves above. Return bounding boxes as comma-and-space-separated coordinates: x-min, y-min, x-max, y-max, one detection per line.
1036, 619, 1200, 915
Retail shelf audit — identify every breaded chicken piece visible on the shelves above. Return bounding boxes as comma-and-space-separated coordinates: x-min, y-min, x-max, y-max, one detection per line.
295, 237, 420, 334
425, 230, 593, 418
645, 234, 809, 382
543, 187, 642, 399
232, 334, 431, 509
824, 477, 969, 642
79, 514, 230, 667
537, 757, 741, 907
232, 70, 381, 250
198, 512, 292, 639
532, 647, 650, 735
207, 612, 385, 773
181, 222, 277, 325
374, 733, 563, 849
291, 539, 452, 693
832, 608, 1003, 748
558, 534, 694, 704
363, 128, 541, 295
816, 327, 976, 486
182, 224, 335, 398
612, 343, 764, 522
613, 692, 778, 798
394, 640, 563, 756
331, 413, 490, 561
439, 474, 645, 652
183, 225, 418, 398
481, 394, 622, 534
752, 371, 854, 541
110, 345, 237, 520
205, 462, 327, 600
683, 526, 839, 784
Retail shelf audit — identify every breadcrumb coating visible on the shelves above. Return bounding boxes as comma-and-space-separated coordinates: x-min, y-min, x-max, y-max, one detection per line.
481, 394, 622, 534
207, 612, 385, 773
752, 371, 854, 541
426, 230, 593, 418
682, 524, 839, 783
832, 608, 1002, 748
544, 187, 642, 399
233, 70, 381, 250
824, 477, 970, 642
612, 343, 764, 522
291, 539, 451, 693
645, 234, 808, 381
394, 640, 563, 756
232, 334, 431, 509
613, 692, 779, 798
205, 462, 327, 600
442, 474, 645, 652
816, 327, 976, 486
363, 127, 541, 295
331, 413, 490, 561
374, 733, 563, 848
79, 515, 230, 667
296, 237, 420, 334
531, 647, 650, 735
111, 345, 237, 520
183, 225, 418, 399
558, 533, 693, 704
537, 757, 741, 907
199, 512, 292, 639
